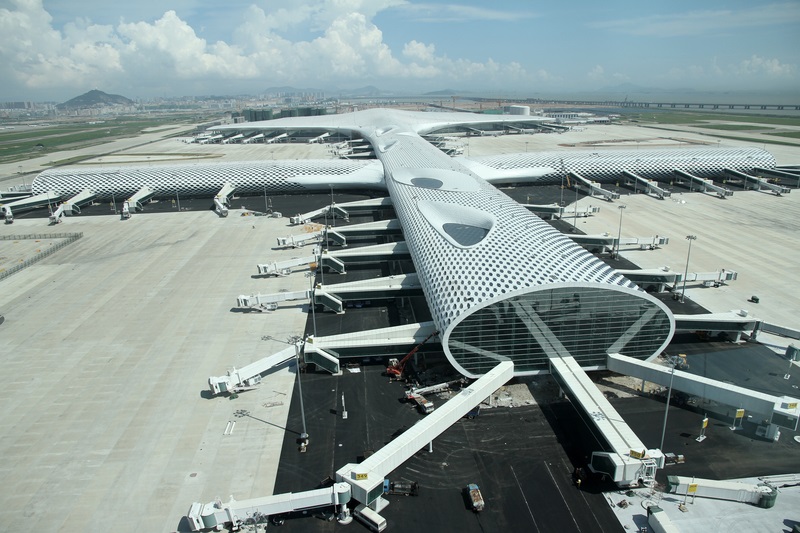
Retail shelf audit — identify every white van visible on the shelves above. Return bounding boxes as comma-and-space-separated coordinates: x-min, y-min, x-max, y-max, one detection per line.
353, 503, 387, 532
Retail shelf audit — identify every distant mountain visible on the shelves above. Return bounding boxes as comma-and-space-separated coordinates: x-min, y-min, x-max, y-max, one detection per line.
57, 89, 133, 109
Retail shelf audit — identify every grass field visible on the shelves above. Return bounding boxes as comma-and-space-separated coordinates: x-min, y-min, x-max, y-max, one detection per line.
0, 115, 208, 166
628, 111, 800, 127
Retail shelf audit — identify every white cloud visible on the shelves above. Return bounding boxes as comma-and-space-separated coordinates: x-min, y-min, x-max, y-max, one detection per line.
736, 55, 796, 77
587, 65, 605, 81
0, 0, 539, 98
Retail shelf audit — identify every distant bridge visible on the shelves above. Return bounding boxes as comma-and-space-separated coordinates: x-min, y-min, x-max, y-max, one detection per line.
468, 97, 800, 111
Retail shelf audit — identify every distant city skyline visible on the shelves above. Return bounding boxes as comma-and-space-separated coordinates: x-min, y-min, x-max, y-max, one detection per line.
1, 0, 798, 102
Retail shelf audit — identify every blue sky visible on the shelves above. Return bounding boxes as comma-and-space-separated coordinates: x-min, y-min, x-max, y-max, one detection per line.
1, 0, 798, 101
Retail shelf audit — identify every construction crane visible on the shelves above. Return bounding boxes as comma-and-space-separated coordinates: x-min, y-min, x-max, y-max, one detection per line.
386, 330, 439, 379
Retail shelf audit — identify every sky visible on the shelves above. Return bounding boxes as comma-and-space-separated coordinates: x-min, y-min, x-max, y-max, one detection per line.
1, 0, 799, 102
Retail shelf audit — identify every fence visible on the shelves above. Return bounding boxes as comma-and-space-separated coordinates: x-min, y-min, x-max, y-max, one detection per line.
0, 232, 84, 282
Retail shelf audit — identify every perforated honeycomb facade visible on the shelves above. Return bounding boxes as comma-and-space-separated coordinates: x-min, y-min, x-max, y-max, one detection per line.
372, 128, 674, 377
31, 160, 384, 199
467, 146, 775, 183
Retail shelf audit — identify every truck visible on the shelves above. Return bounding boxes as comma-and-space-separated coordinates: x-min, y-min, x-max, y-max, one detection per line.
408, 393, 434, 415
383, 479, 419, 496
467, 483, 484, 512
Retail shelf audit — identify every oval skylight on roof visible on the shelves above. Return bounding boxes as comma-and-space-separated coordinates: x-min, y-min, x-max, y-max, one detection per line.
411, 177, 443, 189
442, 223, 490, 246
416, 199, 495, 249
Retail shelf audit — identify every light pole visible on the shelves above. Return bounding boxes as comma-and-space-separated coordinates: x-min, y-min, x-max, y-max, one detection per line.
525, 141, 529, 153
680, 235, 697, 303
615, 205, 627, 259
659, 361, 677, 451
305, 271, 318, 338
263, 185, 268, 214
329, 185, 335, 228
292, 338, 309, 451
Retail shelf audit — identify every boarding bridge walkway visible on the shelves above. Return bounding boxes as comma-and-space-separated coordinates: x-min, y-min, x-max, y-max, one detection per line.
622, 170, 672, 199
0, 191, 61, 214
276, 231, 322, 249
257, 254, 319, 276
607, 353, 800, 440
571, 234, 669, 253
126, 186, 155, 212
207, 344, 298, 395
213, 182, 235, 217
569, 171, 620, 201
290, 197, 393, 225
304, 322, 438, 372
618, 268, 737, 293
315, 274, 423, 312
236, 290, 313, 312
321, 219, 403, 246
62, 188, 97, 215
755, 167, 800, 187
277, 220, 401, 249
187, 483, 352, 531
511, 299, 663, 487
336, 361, 514, 512
723, 168, 790, 195
673, 170, 733, 198
325, 242, 410, 267
49, 203, 66, 224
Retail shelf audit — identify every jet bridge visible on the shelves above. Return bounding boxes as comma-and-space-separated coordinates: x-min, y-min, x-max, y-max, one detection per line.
754, 167, 800, 188
305, 322, 438, 372
126, 186, 155, 212
326, 242, 410, 266
336, 361, 514, 512
208, 344, 298, 395
617, 267, 737, 294
236, 290, 313, 312
607, 352, 800, 440
319, 219, 404, 247
622, 170, 672, 199
569, 171, 620, 201
213, 183, 235, 217
187, 482, 352, 531
257, 253, 318, 276
289, 197, 393, 225
62, 188, 97, 215
672, 170, 733, 198
570, 233, 669, 253
276, 231, 322, 249
723, 168, 790, 195
0, 190, 61, 214
673, 310, 757, 342
49, 203, 66, 225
